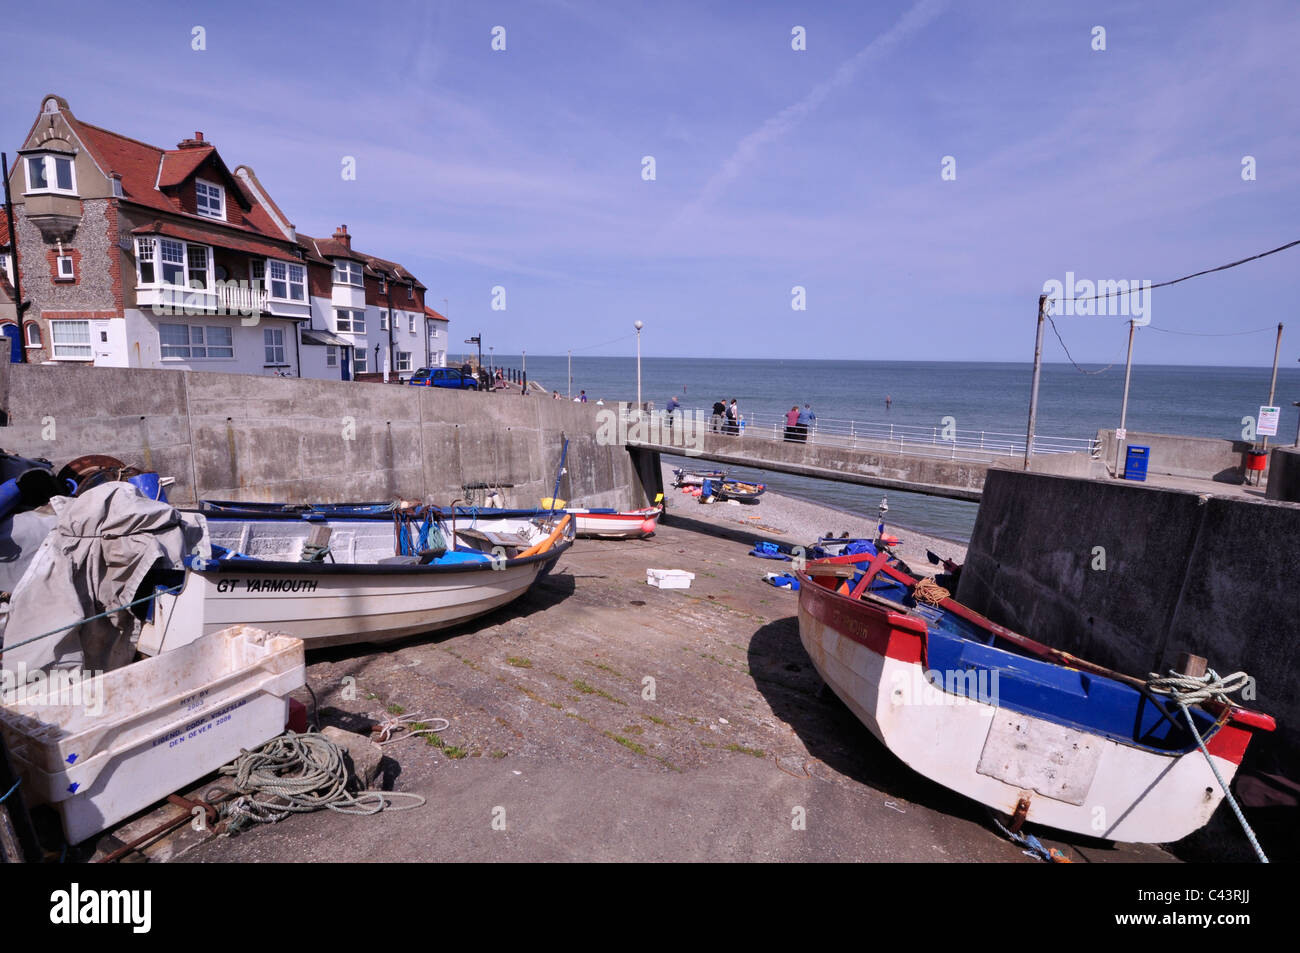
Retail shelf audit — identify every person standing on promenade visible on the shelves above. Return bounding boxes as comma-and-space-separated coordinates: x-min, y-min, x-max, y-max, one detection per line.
726, 399, 739, 435
797, 403, 816, 442
666, 395, 680, 429
784, 405, 800, 441
576, 390, 588, 403
712, 399, 726, 433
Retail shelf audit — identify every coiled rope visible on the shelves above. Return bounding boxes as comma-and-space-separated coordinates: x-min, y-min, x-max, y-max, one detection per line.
218, 732, 424, 834
1145, 668, 1268, 863
370, 712, 450, 747
912, 577, 950, 606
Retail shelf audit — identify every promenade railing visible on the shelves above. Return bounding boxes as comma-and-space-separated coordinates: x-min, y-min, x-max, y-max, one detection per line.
649, 408, 1100, 463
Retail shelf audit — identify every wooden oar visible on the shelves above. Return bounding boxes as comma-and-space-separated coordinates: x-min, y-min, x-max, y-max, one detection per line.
517, 514, 572, 558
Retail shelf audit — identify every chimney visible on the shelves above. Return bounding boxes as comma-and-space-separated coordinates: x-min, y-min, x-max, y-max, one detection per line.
177, 131, 207, 149
287, 223, 297, 243
333, 225, 351, 250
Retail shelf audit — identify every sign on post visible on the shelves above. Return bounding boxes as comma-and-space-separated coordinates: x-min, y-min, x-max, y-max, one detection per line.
1258, 406, 1280, 437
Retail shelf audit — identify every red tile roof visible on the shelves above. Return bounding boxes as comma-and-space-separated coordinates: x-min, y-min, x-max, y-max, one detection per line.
157, 146, 215, 187
424, 306, 448, 322
130, 220, 301, 262
66, 117, 289, 250
0, 208, 9, 247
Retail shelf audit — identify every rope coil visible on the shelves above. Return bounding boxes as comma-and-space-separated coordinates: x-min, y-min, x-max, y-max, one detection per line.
218, 732, 424, 834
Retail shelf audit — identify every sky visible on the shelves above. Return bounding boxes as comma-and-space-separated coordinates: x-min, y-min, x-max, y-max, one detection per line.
3, 0, 1298, 366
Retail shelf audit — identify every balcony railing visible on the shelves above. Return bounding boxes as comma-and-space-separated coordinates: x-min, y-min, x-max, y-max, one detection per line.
136, 281, 269, 318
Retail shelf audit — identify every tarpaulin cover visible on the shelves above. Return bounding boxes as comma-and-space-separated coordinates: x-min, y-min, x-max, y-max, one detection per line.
1, 483, 207, 672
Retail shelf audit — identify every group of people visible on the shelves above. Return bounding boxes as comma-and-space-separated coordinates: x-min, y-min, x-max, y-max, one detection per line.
783, 404, 817, 442
709, 399, 742, 435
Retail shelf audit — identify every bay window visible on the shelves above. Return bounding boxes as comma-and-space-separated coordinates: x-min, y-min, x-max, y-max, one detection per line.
160, 323, 234, 359
333, 260, 363, 287
269, 260, 305, 301
136, 236, 212, 289
50, 320, 92, 360
25, 153, 77, 196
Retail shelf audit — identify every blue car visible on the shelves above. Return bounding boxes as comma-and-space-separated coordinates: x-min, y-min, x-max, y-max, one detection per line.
408, 367, 479, 390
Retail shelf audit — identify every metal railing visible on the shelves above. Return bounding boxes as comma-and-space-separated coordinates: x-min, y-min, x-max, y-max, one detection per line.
648, 407, 1100, 462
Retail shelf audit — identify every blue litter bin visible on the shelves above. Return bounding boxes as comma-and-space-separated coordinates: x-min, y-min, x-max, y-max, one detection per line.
1123, 445, 1149, 482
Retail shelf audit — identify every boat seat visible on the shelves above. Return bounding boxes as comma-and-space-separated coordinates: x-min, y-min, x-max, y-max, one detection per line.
378, 555, 420, 565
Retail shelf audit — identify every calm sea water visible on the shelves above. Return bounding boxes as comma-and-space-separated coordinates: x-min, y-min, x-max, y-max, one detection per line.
485, 355, 1300, 543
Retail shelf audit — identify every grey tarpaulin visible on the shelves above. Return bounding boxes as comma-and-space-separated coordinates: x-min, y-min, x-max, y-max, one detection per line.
0, 482, 208, 672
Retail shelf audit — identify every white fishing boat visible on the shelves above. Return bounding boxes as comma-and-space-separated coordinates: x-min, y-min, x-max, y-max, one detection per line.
138, 512, 574, 654
796, 552, 1275, 843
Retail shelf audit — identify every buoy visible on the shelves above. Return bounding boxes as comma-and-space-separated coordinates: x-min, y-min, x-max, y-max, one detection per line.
640, 519, 657, 535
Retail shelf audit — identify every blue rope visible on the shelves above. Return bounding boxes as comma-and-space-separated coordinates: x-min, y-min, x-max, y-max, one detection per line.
0, 778, 19, 804
1, 584, 183, 653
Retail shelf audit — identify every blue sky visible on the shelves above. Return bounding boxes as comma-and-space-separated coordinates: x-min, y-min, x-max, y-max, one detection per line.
4, 0, 1298, 365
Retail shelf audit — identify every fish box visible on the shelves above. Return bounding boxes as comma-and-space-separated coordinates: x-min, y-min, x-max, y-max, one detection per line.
0, 625, 304, 844
646, 569, 695, 589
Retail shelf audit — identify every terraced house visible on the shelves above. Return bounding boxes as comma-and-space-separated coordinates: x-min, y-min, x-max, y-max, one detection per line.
2, 95, 447, 379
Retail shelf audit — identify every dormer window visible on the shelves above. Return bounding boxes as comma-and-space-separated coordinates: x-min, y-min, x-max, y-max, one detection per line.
25, 153, 77, 196
195, 179, 225, 220
377, 274, 387, 294
333, 260, 363, 287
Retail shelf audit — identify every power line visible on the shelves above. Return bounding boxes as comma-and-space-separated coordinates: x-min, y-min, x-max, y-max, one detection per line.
1146, 324, 1277, 337
1051, 237, 1300, 307
1045, 314, 1123, 375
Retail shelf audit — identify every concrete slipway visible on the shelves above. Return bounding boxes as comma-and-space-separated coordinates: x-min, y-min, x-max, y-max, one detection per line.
125, 507, 1169, 864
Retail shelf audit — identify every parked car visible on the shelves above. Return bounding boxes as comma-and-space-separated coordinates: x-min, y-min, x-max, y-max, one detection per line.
408, 367, 479, 390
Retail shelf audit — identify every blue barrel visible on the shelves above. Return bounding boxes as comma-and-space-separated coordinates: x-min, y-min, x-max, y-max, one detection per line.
1124, 445, 1149, 482
127, 472, 168, 502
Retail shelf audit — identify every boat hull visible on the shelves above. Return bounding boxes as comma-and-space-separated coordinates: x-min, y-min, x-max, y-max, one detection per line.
796, 575, 1259, 843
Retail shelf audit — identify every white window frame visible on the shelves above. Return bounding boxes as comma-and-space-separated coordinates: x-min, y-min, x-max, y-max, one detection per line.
396, 350, 412, 373
55, 255, 75, 280
332, 260, 363, 287
49, 319, 92, 361
352, 346, 368, 373
325, 345, 337, 368
407, 314, 415, 333
407, 283, 414, 301
159, 322, 234, 360
335, 308, 366, 333
264, 327, 287, 366
135, 236, 212, 290
195, 179, 226, 221
1, 252, 12, 285
379, 311, 389, 331
268, 260, 306, 302
23, 321, 42, 348
24, 153, 78, 196
377, 274, 387, 294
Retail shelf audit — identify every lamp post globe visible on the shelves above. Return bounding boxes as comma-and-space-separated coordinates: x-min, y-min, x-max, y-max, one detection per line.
633, 321, 644, 411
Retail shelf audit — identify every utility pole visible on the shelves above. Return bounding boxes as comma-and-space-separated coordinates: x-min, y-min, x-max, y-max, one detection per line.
1261, 323, 1283, 452
2, 153, 31, 361
1116, 319, 1137, 474
1023, 294, 1048, 469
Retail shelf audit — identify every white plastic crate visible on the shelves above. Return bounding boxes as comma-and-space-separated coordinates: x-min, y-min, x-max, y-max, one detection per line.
0, 625, 304, 844
646, 569, 695, 589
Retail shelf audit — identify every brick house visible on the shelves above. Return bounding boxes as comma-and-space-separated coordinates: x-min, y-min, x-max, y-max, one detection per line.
3, 95, 445, 379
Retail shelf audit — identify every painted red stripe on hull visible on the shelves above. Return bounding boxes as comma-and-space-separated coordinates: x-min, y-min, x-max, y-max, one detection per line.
799, 577, 926, 665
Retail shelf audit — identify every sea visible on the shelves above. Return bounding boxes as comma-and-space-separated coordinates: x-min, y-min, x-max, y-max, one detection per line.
486, 355, 1300, 544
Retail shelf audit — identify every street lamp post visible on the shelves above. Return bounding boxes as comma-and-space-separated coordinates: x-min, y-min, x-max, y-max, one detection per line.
634, 320, 643, 412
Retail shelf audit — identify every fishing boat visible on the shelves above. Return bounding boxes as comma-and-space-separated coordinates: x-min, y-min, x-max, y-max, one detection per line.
199, 498, 661, 539
714, 480, 765, 503
796, 551, 1275, 843
137, 510, 574, 654
672, 467, 726, 487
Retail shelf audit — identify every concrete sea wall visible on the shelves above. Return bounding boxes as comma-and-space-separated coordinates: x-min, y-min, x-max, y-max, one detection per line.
0, 363, 656, 510
1096, 428, 1254, 482
957, 468, 1300, 781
